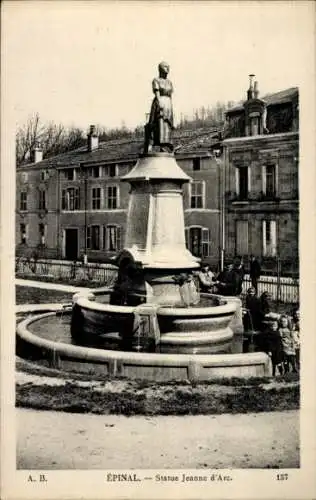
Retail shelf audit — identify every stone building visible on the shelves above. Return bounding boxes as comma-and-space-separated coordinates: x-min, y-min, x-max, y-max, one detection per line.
222, 77, 299, 272
16, 127, 223, 268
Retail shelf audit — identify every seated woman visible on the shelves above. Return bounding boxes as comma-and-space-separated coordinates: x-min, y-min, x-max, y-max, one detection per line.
197, 264, 215, 293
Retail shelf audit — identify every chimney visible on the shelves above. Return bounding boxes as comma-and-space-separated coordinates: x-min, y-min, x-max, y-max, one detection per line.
87, 124, 99, 152
254, 80, 259, 99
30, 141, 43, 163
247, 74, 255, 100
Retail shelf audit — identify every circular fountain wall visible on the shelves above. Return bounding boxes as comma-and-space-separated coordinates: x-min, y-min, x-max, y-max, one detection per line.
16, 303, 270, 382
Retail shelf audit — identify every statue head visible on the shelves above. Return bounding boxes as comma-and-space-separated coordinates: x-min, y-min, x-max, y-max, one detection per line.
158, 61, 169, 77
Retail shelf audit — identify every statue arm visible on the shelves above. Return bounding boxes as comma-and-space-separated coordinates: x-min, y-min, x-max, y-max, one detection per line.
152, 78, 163, 110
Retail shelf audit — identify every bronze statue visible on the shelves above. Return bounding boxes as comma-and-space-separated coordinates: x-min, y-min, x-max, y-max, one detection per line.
144, 61, 174, 153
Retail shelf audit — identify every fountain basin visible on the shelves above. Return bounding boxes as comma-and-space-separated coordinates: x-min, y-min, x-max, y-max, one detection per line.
70, 289, 239, 354
16, 306, 270, 381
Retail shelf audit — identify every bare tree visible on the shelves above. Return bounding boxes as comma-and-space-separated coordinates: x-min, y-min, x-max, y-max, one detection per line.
16, 113, 43, 164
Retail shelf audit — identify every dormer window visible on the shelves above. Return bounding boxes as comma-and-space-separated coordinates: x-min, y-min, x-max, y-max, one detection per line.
249, 112, 260, 136
91, 166, 100, 178
40, 170, 49, 181
108, 164, 118, 177
192, 158, 201, 171
64, 168, 75, 181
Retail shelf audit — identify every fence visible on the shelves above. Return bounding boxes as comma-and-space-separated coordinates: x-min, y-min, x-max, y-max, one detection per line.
15, 257, 118, 287
242, 275, 299, 305
16, 257, 299, 304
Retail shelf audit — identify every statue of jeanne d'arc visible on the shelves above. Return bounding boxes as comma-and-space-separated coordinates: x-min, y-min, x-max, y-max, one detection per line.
144, 61, 174, 153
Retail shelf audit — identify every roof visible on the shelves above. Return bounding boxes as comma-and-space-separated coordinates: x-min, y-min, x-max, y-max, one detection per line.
17, 126, 221, 170
226, 87, 299, 114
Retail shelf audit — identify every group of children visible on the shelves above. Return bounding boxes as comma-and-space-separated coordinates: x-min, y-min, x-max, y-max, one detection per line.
258, 310, 300, 376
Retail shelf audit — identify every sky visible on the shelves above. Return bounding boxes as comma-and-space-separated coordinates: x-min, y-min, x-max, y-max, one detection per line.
2, 1, 315, 132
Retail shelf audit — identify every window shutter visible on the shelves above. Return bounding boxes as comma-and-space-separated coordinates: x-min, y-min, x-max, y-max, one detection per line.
270, 220, 277, 256
275, 163, 279, 197
235, 167, 240, 195
202, 181, 206, 208
61, 190, 66, 210
188, 182, 192, 208
182, 184, 189, 209
77, 188, 80, 209
236, 220, 249, 256
247, 167, 251, 193
185, 227, 189, 248
86, 227, 91, 250
262, 165, 266, 194
117, 226, 121, 250
202, 227, 210, 257
262, 220, 266, 256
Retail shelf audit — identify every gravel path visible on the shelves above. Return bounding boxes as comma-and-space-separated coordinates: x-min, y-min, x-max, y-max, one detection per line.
17, 408, 299, 470
15, 279, 88, 293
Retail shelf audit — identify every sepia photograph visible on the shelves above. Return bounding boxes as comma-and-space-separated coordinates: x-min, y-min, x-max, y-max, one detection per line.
1, 1, 315, 499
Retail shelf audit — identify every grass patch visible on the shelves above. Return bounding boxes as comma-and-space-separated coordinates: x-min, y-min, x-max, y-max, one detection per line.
16, 286, 73, 305
16, 375, 299, 416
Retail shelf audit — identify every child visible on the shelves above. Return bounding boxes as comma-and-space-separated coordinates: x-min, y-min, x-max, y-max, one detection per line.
259, 320, 284, 376
279, 315, 297, 373
291, 309, 300, 370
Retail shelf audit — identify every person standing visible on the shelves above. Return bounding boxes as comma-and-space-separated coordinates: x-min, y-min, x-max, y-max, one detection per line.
279, 315, 297, 373
249, 255, 261, 294
232, 256, 245, 296
291, 309, 300, 370
243, 287, 263, 331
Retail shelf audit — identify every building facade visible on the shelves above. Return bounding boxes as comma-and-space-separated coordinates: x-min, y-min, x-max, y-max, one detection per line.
222, 78, 299, 273
16, 128, 223, 268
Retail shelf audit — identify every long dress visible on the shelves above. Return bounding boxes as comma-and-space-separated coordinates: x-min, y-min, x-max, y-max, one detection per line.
148, 77, 174, 146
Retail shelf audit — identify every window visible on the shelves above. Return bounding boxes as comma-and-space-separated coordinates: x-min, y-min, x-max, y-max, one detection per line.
236, 167, 249, 200
236, 220, 249, 256
38, 223, 46, 245
185, 226, 210, 258
104, 225, 121, 251
38, 189, 46, 210
61, 188, 80, 210
106, 185, 119, 209
92, 187, 101, 210
64, 168, 75, 181
192, 158, 201, 171
262, 164, 277, 198
108, 164, 118, 177
20, 191, 27, 211
263, 220, 277, 257
190, 181, 205, 208
20, 223, 27, 244
21, 172, 28, 184
250, 115, 260, 136
40, 170, 49, 181
86, 225, 100, 250
91, 166, 100, 178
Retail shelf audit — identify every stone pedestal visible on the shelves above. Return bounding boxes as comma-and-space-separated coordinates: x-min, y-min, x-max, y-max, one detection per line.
118, 153, 199, 305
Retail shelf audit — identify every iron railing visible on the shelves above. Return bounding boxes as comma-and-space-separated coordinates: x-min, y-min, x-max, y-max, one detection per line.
15, 257, 118, 287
